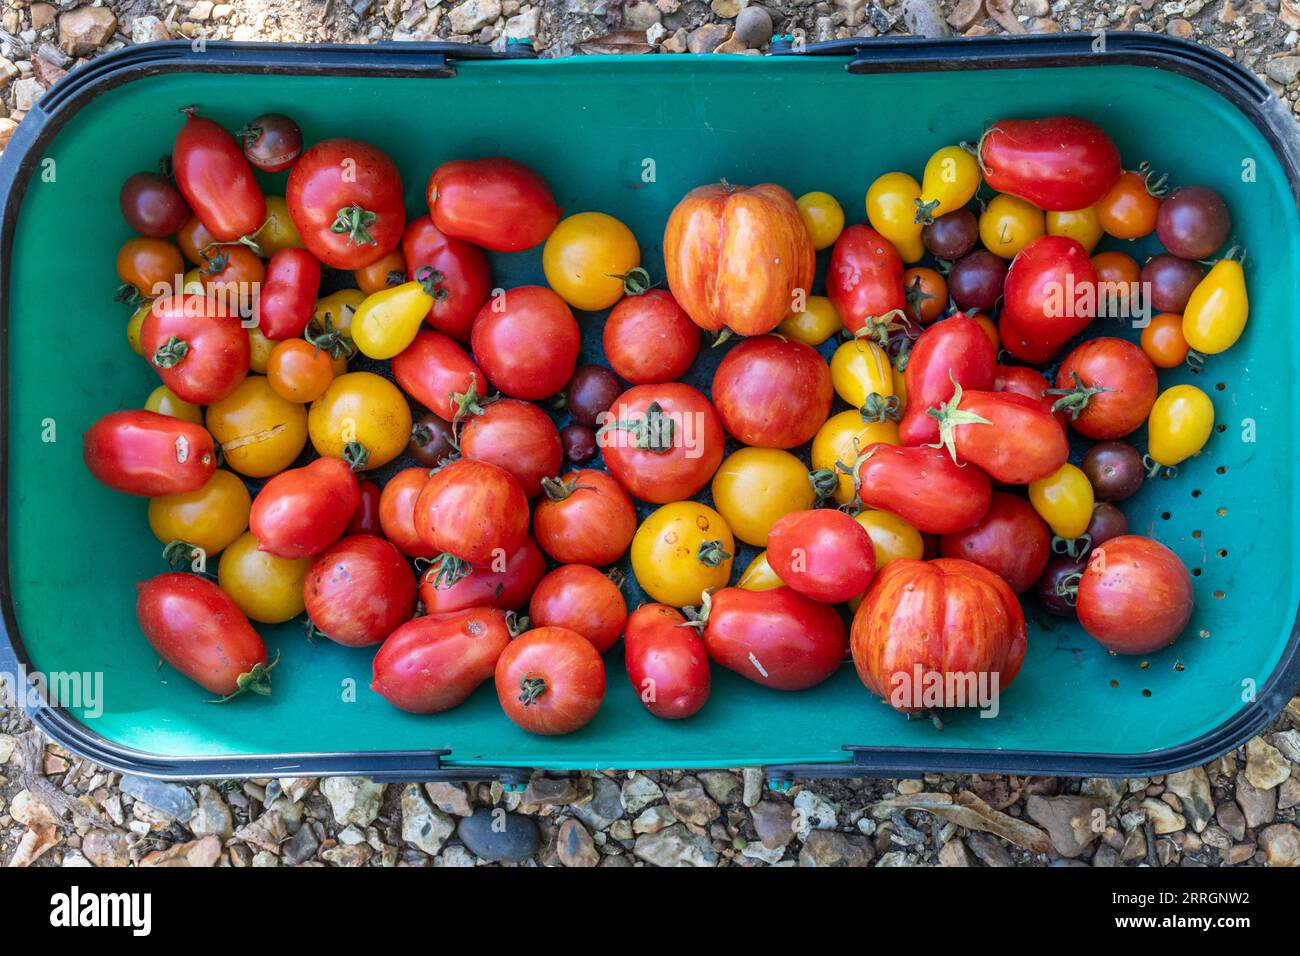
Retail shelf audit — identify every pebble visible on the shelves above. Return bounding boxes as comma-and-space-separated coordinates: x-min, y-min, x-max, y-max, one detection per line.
282, 823, 320, 865
449, 0, 502, 34
633, 805, 676, 834
1165, 768, 1213, 832
1235, 779, 1277, 829
119, 775, 196, 823
899, 0, 951, 36
634, 823, 718, 866
58, 5, 116, 57
1245, 736, 1293, 789
1167, 16, 1192, 35
1217, 800, 1247, 840
698, 770, 742, 805
624, 0, 662, 28
456, 807, 539, 862
82, 828, 132, 867
320, 777, 385, 828
574, 776, 624, 830
741, 767, 763, 807
13, 76, 44, 112
792, 790, 839, 840
401, 785, 455, 856
436, 845, 477, 867
423, 782, 473, 817
1141, 798, 1187, 835
800, 829, 873, 866
1278, 776, 1300, 811
523, 774, 581, 807
1024, 795, 1107, 858
1259, 823, 1300, 867
189, 785, 233, 840
751, 801, 795, 848
557, 818, 599, 867
687, 21, 731, 52
937, 839, 971, 866
665, 775, 720, 826
733, 5, 774, 46
621, 774, 663, 815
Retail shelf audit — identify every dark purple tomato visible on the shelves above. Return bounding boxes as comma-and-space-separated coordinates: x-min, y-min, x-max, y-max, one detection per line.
564, 365, 623, 429
1156, 186, 1231, 260
1141, 253, 1205, 314
238, 113, 303, 173
1085, 502, 1129, 549
120, 172, 191, 238
1082, 441, 1145, 502
948, 249, 1007, 313
1036, 554, 1084, 617
561, 424, 597, 463
408, 412, 456, 467
922, 209, 979, 260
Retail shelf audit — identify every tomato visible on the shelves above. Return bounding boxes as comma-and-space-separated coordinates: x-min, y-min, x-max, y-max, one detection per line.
624, 604, 711, 720
1077, 536, 1193, 654
144, 384, 203, 424
391, 329, 486, 424
1095, 169, 1161, 239
948, 249, 1007, 312
173, 109, 266, 243
120, 171, 191, 238
712, 332, 835, 447
216, 531, 310, 624
603, 290, 699, 384
599, 383, 725, 503
401, 215, 492, 342
975, 116, 1121, 210
84, 409, 215, 497
351, 270, 445, 360
246, 325, 276, 374
795, 191, 844, 250
1045, 205, 1103, 254
310, 288, 365, 349
778, 294, 842, 347
126, 301, 151, 356
1082, 441, 1145, 502
117, 237, 184, 297
471, 285, 580, 401
851, 558, 1026, 711
141, 294, 250, 405
811, 410, 900, 505
495, 626, 605, 735
287, 138, 405, 269
999, 235, 1098, 364
866, 172, 924, 263
267, 338, 336, 404
767, 508, 876, 603
1147, 384, 1214, 470
254, 248, 322, 341
1051, 337, 1158, 439
352, 249, 405, 297
854, 510, 925, 571
1182, 252, 1248, 355
176, 215, 218, 266
938, 492, 1049, 595
371, 607, 513, 714
1092, 249, 1143, 318
691, 587, 846, 691
903, 267, 947, 325
827, 224, 906, 334
302, 535, 416, 647
408, 413, 456, 467
1028, 462, 1094, 540
631, 501, 734, 607
427, 157, 559, 252
915, 145, 981, 224
414, 459, 529, 576
206, 375, 308, 478
1140, 312, 1190, 368
898, 313, 997, 446
419, 536, 546, 616
148, 469, 250, 557
529, 565, 627, 654
534, 470, 637, 566
992, 364, 1066, 430
237, 112, 302, 172
136, 572, 271, 697
252, 195, 303, 256
737, 551, 783, 591
853, 443, 992, 534
249, 457, 360, 559
711, 447, 831, 547
371, 467, 430, 559
664, 182, 815, 336
1142, 253, 1204, 314
564, 365, 622, 429
346, 479, 382, 538
1156, 185, 1231, 260
198, 243, 264, 317
460, 399, 562, 499
978, 194, 1045, 259
542, 211, 642, 312
930, 385, 1069, 484
308, 371, 412, 470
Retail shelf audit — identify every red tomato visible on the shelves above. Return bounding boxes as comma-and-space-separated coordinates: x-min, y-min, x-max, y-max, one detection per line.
136, 573, 271, 697
391, 329, 487, 424
304, 534, 417, 647
1076, 535, 1193, 654
141, 294, 251, 405
827, 224, 907, 334
767, 509, 876, 604
534, 470, 638, 566
402, 215, 492, 342
255, 248, 323, 341
250, 457, 360, 559
414, 459, 529, 572
495, 626, 606, 735
528, 565, 628, 654
999, 235, 1099, 364
419, 535, 546, 615
427, 157, 559, 252
851, 558, 1026, 711
939, 492, 1050, 595
471, 285, 580, 401
379, 467, 437, 558
854, 443, 992, 535
287, 138, 405, 269
460, 399, 562, 499
599, 383, 725, 503
603, 290, 700, 384
371, 607, 512, 714
898, 313, 997, 446
976, 116, 1121, 211
172, 109, 265, 242
624, 604, 710, 720
84, 410, 216, 497
992, 364, 1067, 430
1051, 337, 1158, 440
694, 586, 846, 691
930, 386, 1069, 485
711, 335, 833, 449
348, 479, 383, 536
120, 171, 191, 238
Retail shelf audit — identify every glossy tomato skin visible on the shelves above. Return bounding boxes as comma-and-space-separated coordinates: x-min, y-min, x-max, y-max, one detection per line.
993, 364, 1068, 430
603, 290, 700, 384
934, 389, 1069, 485
600, 383, 725, 503
348, 479, 383, 536
899, 313, 997, 446
999, 235, 1099, 364
851, 558, 1026, 711
978, 116, 1121, 211
533, 470, 637, 566
84, 410, 216, 497
419, 536, 546, 615
371, 607, 512, 714
460, 399, 562, 499
256, 248, 323, 341
401, 215, 492, 341
624, 604, 710, 720
391, 329, 486, 423
712, 336, 832, 449
855, 443, 992, 535
414, 459, 529, 565
1076, 535, 1193, 654
379, 467, 436, 558
767, 509, 876, 604
564, 366, 622, 429
698, 587, 847, 691
1053, 337, 1158, 440
427, 157, 558, 252
939, 492, 1050, 595
304, 534, 417, 647
529, 565, 628, 654
120, 172, 191, 238
287, 138, 405, 269
141, 294, 251, 405
471, 286, 580, 401
495, 626, 606, 735
173, 111, 265, 242
250, 457, 360, 560
827, 224, 907, 334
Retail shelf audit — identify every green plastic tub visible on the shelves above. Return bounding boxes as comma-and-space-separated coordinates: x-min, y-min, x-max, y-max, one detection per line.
2, 35, 1298, 783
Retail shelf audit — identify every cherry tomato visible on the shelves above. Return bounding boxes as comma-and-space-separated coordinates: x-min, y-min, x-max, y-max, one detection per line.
866, 171, 924, 263
354, 250, 406, 298
120, 171, 191, 238
979, 194, 1044, 259
976, 116, 1121, 210
408, 412, 456, 467
428, 157, 559, 252
1096, 169, 1161, 239
853, 443, 992, 535
237, 112, 302, 173
148, 469, 251, 557
603, 290, 699, 384
915, 144, 981, 224
246, 325, 277, 374
257, 196, 305, 256
631, 501, 734, 608
711, 447, 830, 547
308, 371, 413, 470
84, 409, 216, 497
923, 208, 979, 259
1091, 249, 1142, 319
1084, 501, 1129, 550
414, 458, 529, 573
311, 289, 364, 352
375, 467, 434, 559
1036, 553, 1085, 617
737, 552, 783, 591
1046, 205, 1103, 253
267, 338, 337, 404
460, 399, 562, 499
402, 215, 492, 342
1082, 441, 1145, 502
206, 375, 308, 478
948, 249, 1006, 312
1147, 384, 1214, 469
811, 410, 900, 505
371, 607, 513, 714
1142, 253, 1204, 314
250, 457, 360, 560
471, 285, 581, 401
391, 329, 486, 424
777, 294, 843, 347
854, 509, 925, 571
543, 211, 641, 312
563, 365, 623, 429
930, 385, 1069, 485
303, 534, 416, 647
767, 508, 876, 603
1182, 252, 1248, 354
1140, 312, 1190, 369
827, 224, 907, 334
903, 267, 947, 325
141, 294, 250, 405
1077, 536, 1193, 654
351, 271, 445, 361
126, 301, 151, 356
144, 384, 203, 424
287, 138, 405, 269
534, 470, 638, 567
529, 565, 627, 654
256, 247, 322, 341
562, 425, 597, 462
1051, 337, 1158, 439
197, 243, 263, 320
898, 312, 997, 446
173, 109, 266, 242
117, 237, 185, 297
999, 235, 1098, 364
599, 383, 725, 503
1028, 462, 1094, 540
1156, 185, 1231, 259
495, 626, 605, 735
418, 536, 546, 616
624, 604, 710, 720
712, 335, 832, 449
217, 531, 311, 623
939, 492, 1049, 595
177, 215, 219, 266
795, 191, 845, 250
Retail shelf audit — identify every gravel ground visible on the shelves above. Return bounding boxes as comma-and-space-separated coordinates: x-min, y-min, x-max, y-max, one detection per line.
1, 0, 1299, 868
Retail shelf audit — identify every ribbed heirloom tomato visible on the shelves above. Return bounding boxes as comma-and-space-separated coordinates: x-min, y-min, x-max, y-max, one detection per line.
711, 335, 832, 448
371, 608, 513, 714
495, 627, 606, 736
303, 534, 416, 647
599, 383, 724, 504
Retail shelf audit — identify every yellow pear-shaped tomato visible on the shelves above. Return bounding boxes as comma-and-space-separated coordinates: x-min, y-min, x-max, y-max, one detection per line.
308, 371, 412, 470
980, 194, 1045, 258
830, 338, 895, 418
542, 212, 641, 312
795, 192, 845, 250
351, 279, 435, 360
737, 551, 784, 591
148, 469, 251, 557
1029, 463, 1094, 540
217, 531, 312, 623
1046, 206, 1103, 254
778, 295, 843, 346
866, 172, 924, 263
145, 385, 203, 424
206, 376, 309, 478
1147, 384, 1215, 468
257, 196, 305, 256
915, 145, 981, 224
711, 447, 834, 547
1182, 255, 1248, 355
812, 410, 901, 505
631, 502, 735, 608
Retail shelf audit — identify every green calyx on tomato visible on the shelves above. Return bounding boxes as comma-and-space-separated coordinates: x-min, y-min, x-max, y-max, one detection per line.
517, 675, 548, 708
1051, 533, 1092, 559
611, 266, 653, 297
161, 538, 207, 572
210, 650, 280, 704
540, 474, 591, 502
413, 265, 450, 302
449, 374, 494, 429
926, 380, 993, 465
596, 400, 676, 454
679, 588, 717, 630
419, 551, 472, 591
331, 204, 380, 247
1046, 371, 1115, 420
305, 313, 358, 361
696, 539, 733, 568
343, 440, 371, 472
114, 283, 150, 309
851, 310, 910, 350
860, 392, 901, 424
152, 335, 190, 369
808, 468, 840, 500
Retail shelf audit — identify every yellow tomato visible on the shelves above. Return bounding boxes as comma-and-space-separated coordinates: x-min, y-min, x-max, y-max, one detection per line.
866, 172, 924, 263
830, 338, 896, 418
351, 280, 434, 359
891, 364, 908, 412
257, 196, 305, 256
1028, 463, 1094, 540
916, 145, 981, 224
631, 502, 735, 607
847, 510, 924, 612
217, 531, 312, 623
812, 410, 901, 505
144, 385, 203, 425
542, 212, 641, 312
1147, 384, 1215, 468
206, 375, 309, 478
126, 301, 152, 356
980, 194, 1045, 258
309, 371, 412, 470
246, 325, 277, 374
711, 447, 831, 547
148, 470, 251, 558
312, 289, 366, 344
1046, 206, 1103, 254
795, 191, 845, 250
180, 267, 206, 296
1182, 254, 1248, 355
778, 295, 843, 346
737, 551, 784, 591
